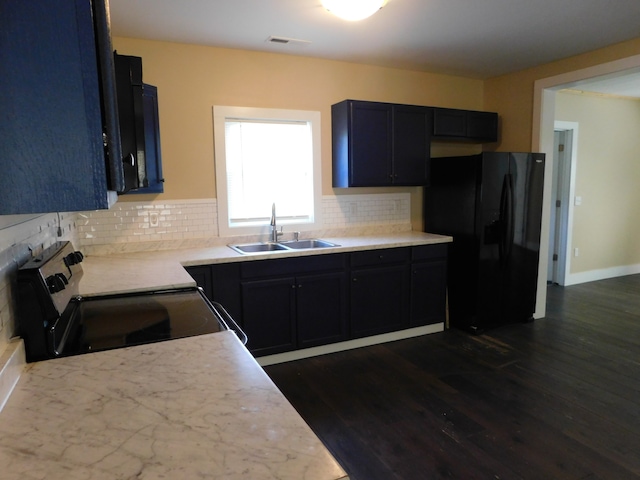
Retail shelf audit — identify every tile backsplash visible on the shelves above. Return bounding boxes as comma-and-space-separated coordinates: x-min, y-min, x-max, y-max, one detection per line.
77, 193, 412, 254
0, 213, 77, 358
0, 193, 411, 358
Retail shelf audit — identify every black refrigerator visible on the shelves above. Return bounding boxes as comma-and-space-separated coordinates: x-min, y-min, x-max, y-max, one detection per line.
424, 152, 545, 332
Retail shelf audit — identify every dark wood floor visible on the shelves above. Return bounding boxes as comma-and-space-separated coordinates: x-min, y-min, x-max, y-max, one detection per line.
264, 275, 640, 479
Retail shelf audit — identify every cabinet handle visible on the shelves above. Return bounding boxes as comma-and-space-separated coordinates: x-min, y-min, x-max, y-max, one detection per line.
353, 277, 357, 282
379, 255, 384, 260
298, 284, 302, 288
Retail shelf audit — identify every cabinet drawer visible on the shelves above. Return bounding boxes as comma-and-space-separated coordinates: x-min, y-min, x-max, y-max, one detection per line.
412, 244, 448, 261
241, 253, 346, 278
350, 247, 410, 267
241, 257, 299, 278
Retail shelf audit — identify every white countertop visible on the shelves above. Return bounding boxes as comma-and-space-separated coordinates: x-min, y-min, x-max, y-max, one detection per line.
79, 232, 452, 297
0, 332, 348, 480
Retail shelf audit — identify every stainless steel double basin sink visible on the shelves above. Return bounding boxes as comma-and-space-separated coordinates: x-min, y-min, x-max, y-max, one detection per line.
229, 239, 338, 255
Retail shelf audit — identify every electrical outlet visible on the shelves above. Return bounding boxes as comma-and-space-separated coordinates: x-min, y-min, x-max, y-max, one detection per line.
149, 211, 159, 227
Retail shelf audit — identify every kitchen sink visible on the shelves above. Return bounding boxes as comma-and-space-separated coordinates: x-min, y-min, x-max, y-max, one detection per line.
228, 239, 339, 254
229, 242, 289, 254
279, 239, 337, 249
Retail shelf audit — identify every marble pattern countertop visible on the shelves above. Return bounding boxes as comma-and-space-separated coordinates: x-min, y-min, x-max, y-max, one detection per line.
0, 332, 348, 480
79, 232, 452, 297
0, 231, 451, 478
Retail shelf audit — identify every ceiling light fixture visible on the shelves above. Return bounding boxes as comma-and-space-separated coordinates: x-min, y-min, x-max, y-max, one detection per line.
321, 0, 387, 21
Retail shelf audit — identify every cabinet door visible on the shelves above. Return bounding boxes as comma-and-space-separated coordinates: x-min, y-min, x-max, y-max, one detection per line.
210, 263, 242, 321
334, 100, 384, 187
433, 108, 466, 137
241, 277, 296, 356
130, 84, 164, 194
185, 266, 213, 300
392, 105, 432, 185
433, 108, 498, 142
297, 272, 348, 349
410, 259, 447, 326
0, 0, 115, 214
350, 265, 410, 338
467, 111, 498, 142
349, 101, 392, 186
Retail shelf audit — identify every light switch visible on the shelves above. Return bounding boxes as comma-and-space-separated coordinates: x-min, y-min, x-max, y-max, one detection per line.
574, 196, 582, 206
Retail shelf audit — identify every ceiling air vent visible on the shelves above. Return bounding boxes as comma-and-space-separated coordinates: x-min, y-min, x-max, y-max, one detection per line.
266, 36, 311, 47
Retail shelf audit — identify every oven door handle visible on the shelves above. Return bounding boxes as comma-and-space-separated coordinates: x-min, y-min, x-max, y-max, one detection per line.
211, 301, 248, 346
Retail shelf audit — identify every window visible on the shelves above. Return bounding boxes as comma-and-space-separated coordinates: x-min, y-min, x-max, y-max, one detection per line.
213, 106, 322, 237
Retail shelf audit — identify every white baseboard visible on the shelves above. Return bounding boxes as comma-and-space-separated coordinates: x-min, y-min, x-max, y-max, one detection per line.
564, 263, 640, 286
257, 323, 444, 367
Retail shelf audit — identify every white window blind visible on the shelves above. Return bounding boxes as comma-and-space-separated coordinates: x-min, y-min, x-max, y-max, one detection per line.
213, 106, 322, 237
224, 119, 314, 224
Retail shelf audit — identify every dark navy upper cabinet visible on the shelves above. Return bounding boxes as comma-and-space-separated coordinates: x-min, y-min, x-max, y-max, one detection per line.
332, 100, 432, 187
0, 0, 123, 214
393, 104, 433, 186
433, 107, 498, 142
129, 84, 165, 194
332, 101, 392, 187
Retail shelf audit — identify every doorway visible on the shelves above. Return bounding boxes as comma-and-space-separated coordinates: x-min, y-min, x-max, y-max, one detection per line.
547, 122, 578, 285
532, 53, 640, 315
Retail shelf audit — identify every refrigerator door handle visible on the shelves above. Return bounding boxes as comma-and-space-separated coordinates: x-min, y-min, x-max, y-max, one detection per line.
498, 174, 509, 267
505, 174, 515, 263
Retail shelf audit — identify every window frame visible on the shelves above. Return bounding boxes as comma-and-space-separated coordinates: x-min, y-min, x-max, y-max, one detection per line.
213, 106, 322, 238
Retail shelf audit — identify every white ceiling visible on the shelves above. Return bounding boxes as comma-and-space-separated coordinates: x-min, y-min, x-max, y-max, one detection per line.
109, 0, 640, 94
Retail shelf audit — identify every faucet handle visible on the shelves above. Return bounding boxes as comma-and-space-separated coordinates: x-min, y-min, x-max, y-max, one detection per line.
294, 231, 300, 241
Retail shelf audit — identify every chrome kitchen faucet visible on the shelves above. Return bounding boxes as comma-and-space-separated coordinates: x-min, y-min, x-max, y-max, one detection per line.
270, 203, 283, 243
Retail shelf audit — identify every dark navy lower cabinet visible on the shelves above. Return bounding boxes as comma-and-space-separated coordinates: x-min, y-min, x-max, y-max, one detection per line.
410, 244, 448, 326
296, 271, 348, 349
349, 248, 412, 338
241, 276, 298, 356
188, 246, 447, 356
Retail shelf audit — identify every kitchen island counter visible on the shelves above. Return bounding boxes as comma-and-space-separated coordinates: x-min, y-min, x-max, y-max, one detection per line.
0, 331, 348, 480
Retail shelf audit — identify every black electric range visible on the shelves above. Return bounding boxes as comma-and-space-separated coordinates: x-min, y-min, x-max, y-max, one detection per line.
16, 242, 246, 362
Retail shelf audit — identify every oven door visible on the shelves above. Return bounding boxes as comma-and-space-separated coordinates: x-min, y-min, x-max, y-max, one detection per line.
51, 287, 246, 358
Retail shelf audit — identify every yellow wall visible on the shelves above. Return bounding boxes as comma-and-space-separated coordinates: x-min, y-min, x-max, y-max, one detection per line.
113, 37, 484, 229
114, 36, 640, 242
555, 92, 640, 273
484, 38, 640, 151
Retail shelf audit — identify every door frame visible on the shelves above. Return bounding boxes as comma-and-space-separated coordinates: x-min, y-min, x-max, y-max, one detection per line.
549, 122, 579, 286
532, 53, 640, 317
